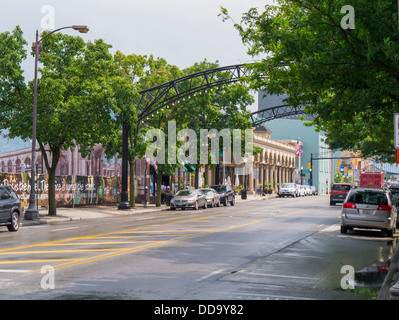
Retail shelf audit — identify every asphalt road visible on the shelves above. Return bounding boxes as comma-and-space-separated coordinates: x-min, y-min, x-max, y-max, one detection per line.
0, 194, 396, 301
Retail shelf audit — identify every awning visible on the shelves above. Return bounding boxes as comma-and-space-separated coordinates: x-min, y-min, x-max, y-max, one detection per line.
184, 164, 195, 172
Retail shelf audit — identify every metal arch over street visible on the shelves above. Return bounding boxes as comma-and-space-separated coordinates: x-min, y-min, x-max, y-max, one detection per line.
250, 104, 306, 127
136, 63, 307, 126
119, 63, 308, 209
136, 63, 254, 122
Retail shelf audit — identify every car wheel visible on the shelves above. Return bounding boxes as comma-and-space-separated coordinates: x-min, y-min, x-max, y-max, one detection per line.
7, 212, 20, 232
340, 226, 347, 234
330, 202, 335, 206
170, 207, 176, 210
230, 197, 235, 206
386, 226, 395, 237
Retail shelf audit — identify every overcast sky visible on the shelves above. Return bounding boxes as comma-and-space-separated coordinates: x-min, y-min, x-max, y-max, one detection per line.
0, 0, 272, 153
2, 0, 271, 77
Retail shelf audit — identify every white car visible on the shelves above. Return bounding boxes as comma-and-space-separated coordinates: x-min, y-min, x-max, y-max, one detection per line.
296, 184, 305, 197
304, 185, 312, 196
278, 183, 297, 197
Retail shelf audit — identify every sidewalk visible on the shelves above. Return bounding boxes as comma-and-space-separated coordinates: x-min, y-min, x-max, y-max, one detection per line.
21, 192, 275, 227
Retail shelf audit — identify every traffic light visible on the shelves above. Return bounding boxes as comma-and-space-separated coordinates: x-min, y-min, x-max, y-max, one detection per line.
308, 162, 311, 169
338, 160, 340, 166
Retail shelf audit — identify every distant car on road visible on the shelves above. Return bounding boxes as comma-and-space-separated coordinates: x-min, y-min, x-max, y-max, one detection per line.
0, 185, 21, 232
310, 186, 318, 195
389, 184, 399, 202
341, 187, 398, 236
296, 185, 305, 197
304, 185, 312, 196
278, 183, 297, 197
210, 185, 235, 206
330, 183, 351, 206
170, 189, 207, 210
200, 188, 220, 208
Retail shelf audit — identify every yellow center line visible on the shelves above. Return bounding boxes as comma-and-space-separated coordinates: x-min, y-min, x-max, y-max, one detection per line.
2, 207, 311, 273
0, 209, 252, 254
29, 217, 269, 273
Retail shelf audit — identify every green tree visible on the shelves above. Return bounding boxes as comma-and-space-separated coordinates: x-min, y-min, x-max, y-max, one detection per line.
334, 172, 343, 183
173, 60, 255, 188
135, 57, 182, 207
0, 28, 118, 215
221, 0, 399, 161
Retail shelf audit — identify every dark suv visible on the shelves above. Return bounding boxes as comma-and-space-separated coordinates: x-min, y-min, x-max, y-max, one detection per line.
330, 183, 351, 206
210, 184, 235, 206
0, 186, 21, 232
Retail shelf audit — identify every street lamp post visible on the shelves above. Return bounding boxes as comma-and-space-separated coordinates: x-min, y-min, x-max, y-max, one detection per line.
262, 160, 265, 195
25, 25, 89, 220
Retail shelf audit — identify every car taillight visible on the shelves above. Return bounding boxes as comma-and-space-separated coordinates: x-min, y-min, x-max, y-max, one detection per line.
377, 204, 392, 211
343, 202, 357, 209
377, 265, 389, 273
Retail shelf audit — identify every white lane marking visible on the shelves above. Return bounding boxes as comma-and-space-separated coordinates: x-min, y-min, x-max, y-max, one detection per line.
51, 226, 79, 232
196, 269, 224, 282
0, 269, 31, 273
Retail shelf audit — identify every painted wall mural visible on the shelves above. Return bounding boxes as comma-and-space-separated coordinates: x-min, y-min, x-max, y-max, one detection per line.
0, 173, 122, 207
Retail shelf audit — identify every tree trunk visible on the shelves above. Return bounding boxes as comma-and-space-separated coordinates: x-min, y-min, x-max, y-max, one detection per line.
194, 167, 199, 189
129, 158, 135, 208
38, 141, 60, 216
47, 168, 57, 216
156, 171, 162, 207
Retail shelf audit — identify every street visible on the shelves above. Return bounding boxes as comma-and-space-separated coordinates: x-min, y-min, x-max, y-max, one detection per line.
0, 194, 396, 301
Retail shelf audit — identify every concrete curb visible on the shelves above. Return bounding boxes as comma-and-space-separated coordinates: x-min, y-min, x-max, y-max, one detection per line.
20, 193, 277, 227
378, 240, 399, 300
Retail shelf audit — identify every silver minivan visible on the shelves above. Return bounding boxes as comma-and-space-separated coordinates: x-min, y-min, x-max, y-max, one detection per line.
341, 187, 398, 236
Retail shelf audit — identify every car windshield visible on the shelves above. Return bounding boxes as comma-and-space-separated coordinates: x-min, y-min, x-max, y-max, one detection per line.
211, 186, 226, 192
281, 183, 295, 188
176, 190, 196, 196
202, 190, 213, 195
347, 191, 388, 205
332, 184, 351, 191
390, 188, 399, 195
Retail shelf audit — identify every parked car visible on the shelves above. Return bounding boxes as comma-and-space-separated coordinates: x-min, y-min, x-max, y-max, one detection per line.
0, 185, 22, 232
200, 188, 220, 208
389, 184, 399, 202
296, 184, 305, 197
170, 189, 207, 210
210, 184, 235, 206
330, 183, 351, 206
341, 187, 398, 236
278, 183, 297, 197
310, 186, 318, 195
304, 185, 312, 196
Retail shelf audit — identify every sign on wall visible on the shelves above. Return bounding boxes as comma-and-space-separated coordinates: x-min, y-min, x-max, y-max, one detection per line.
0, 173, 122, 207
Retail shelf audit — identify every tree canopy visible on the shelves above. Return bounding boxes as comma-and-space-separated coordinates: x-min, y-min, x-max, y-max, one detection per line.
222, 0, 399, 161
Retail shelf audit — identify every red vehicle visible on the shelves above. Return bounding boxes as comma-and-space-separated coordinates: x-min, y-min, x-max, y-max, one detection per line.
359, 172, 384, 188
330, 183, 351, 206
